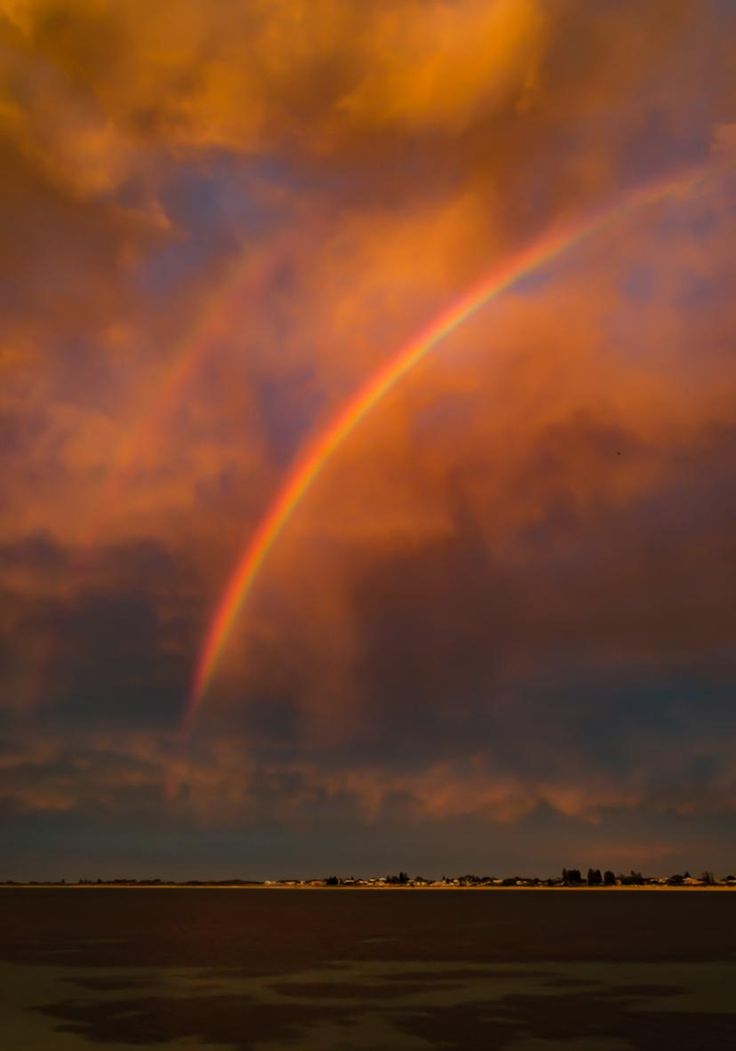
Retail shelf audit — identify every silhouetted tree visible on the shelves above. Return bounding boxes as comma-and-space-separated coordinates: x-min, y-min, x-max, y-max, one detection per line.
386, 872, 410, 885
562, 868, 582, 885
603, 870, 616, 886
587, 868, 602, 886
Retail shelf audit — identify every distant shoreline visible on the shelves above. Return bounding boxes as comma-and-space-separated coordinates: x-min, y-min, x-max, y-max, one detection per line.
1, 883, 733, 891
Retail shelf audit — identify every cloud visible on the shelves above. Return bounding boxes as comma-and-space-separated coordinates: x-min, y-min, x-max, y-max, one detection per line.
336, 0, 543, 132
1, 0, 735, 873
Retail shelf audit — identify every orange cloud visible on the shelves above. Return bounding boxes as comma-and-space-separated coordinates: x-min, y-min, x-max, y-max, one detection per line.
1, 0, 735, 873
337, 0, 544, 132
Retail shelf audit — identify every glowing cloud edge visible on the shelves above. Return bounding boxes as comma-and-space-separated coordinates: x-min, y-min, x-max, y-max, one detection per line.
185, 163, 709, 731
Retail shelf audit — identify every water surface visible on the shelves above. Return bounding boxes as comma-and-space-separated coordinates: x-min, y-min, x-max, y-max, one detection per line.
2, 888, 735, 1050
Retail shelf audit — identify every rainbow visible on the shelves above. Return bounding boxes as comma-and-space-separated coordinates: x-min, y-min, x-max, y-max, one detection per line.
185, 163, 710, 728
30, 254, 267, 715
78, 236, 292, 550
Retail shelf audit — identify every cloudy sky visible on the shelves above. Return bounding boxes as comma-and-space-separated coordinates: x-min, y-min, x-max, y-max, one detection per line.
2, 0, 735, 880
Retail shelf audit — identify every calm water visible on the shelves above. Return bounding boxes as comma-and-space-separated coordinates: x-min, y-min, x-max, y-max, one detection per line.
1, 888, 735, 1050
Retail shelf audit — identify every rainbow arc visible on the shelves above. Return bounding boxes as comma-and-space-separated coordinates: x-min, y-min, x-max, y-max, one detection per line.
185, 163, 711, 729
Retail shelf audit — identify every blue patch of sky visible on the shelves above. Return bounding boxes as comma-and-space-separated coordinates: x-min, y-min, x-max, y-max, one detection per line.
618, 106, 711, 186
249, 359, 328, 470
605, 186, 731, 356
675, 272, 719, 310
134, 153, 299, 302
621, 263, 655, 304
510, 110, 716, 310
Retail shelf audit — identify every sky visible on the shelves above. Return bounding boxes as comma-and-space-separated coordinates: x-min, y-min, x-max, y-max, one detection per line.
1, 0, 736, 881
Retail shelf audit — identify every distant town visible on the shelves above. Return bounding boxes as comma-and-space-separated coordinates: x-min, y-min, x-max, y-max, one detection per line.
3, 868, 735, 888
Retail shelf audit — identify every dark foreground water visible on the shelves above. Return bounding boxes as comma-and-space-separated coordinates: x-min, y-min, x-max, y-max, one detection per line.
1, 889, 735, 1050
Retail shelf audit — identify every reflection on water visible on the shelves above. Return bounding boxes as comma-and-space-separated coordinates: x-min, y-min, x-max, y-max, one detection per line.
2, 959, 736, 1051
